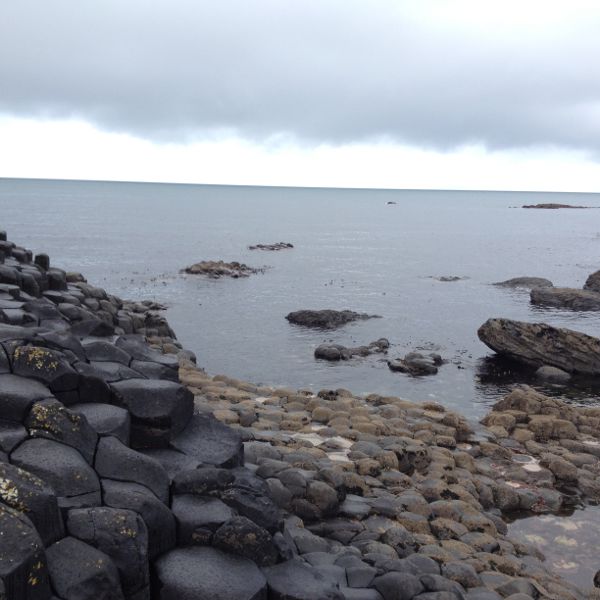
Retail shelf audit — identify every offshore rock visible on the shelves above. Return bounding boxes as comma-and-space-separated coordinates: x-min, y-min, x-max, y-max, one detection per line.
183, 260, 264, 279
522, 203, 589, 209
286, 309, 381, 329
530, 287, 600, 311
388, 352, 443, 376
493, 277, 553, 289
248, 242, 293, 251
477, 318, 600, 374
315, 339, 389, 361
584, 269, 600, 293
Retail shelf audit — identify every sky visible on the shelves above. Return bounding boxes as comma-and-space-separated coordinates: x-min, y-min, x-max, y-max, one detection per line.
1, 0, 600, 191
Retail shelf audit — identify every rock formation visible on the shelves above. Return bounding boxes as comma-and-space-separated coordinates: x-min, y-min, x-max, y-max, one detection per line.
286, 309, 381, 329
314, 339, 389, 361
183, 260, 264, 278
530, 287, 600, 311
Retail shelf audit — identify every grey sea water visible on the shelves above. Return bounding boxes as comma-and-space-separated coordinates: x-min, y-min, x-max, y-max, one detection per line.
2, 177, 600, 417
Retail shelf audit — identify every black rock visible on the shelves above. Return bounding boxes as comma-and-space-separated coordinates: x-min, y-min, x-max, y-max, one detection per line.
111, 379, 193, 449
213, 516, 279, 566
170, 413, 243, 467
46, 536, 124, 600
131, 359, 180, 382
70, 402, 130, 445
373, 572, 424, 600
115, 335, 179, 369
171, 494, 235, 544
82, 340, 131, 365
262, 558, 344, 600
0, 504, 51, 600
25, 398, 98, 464
76, 360, 142, 383
139, 449, 202, 480
286, 309, 381, 329
153, 546, 267, 600
95, 436, 170, 503
171, 467, 235, 495
101, 479, 176, 560
67, 507, 149, 598
12, 345, 79, 392
0, 418, 27, 452
0, 373, 53, 422
11, 438, 101, 507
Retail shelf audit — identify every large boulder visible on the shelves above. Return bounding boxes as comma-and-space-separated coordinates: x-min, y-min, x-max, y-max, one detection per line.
154, 546, 267, 600
477, 318, 600, 375
584, 269, 600, 293
286, 310, 380, 329
530, 287, 600, 311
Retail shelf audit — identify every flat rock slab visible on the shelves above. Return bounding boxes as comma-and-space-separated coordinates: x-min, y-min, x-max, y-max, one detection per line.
171, 494, 235, 544
477, 318, 600, 375
154, 546, 267, 600
82, 340, 131, 365
66, 507, 149, 597
46, 536, 124, 600
263, 558, 344, 600
171, 413, 243, 468
138, 449, 202, 479
0, 504, 51, 600
115, 336, 179, 369
110, 379, 193, 448
530, 287, 600, 311
286, 309, 381, 329
11, 437, 101, 502
70, 402, 130, 444
0, 373, 53, 422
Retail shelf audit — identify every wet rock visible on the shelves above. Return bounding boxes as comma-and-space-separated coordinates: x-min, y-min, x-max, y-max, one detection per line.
584, 269, 600, 293
286, 309, 381, 329
153, 546, 267, 600
171, 413, 243, 468
315, 339, 389, 361
477, 318, 600, 374
101, 479, 176, 559
46, 536, 124, 600
530, 287, 600, 311
0, 504, 51, 600
66, 507, 149, 598
388, 352, 443, 376
493, 277, 553, 289
183, 260, 264, 278
248, 242, 294, 251
263, 558, 344, 600
534, 365, 571, 383
111, 379, 193, 448
522, 203, 588, 209
213, 516, 279, 566
11, 438, 101, 508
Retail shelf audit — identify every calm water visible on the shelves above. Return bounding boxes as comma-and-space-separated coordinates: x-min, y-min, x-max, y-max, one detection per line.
2, 178, 600, 416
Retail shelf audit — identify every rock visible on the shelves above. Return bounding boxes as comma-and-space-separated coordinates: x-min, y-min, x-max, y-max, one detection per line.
0, 462, 64, 545
94, 436, 170, 503
171, 467, 235, 495
315, 339, 390, 361
373, 572, 424, 600
82, 341, 131, 365
153, 546, 267, 600
286, 309, 381, 329
0, 374, 53, 422
139, 449, 202, 479
12, 345, 79, 391
171, 494, 235, 544
522, 203, 588, 209
170, 413, 243, 468
534, 365, 571, 383
584, 270, 600, 293
70, 402, 130, 444
46, 536, 125, 600
101, 479, 176, 560
11, 438, 101, 508
0, 504, 51, 600
477, 318, 600, 374
493, 277, 553, 289
66, 507, 149, 598
183, 260, 264, 278
213, 516, 279, 566
530, 287, 600, 311
388, 352, 442, 376
0, 419, 27, 452
248, 242, 294, 251
263, 558, 344, 600
115, 336, 179, 369
110, 379, 193, 448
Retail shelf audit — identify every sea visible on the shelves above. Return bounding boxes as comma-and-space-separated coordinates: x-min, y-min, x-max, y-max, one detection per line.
2, 177, 600, 418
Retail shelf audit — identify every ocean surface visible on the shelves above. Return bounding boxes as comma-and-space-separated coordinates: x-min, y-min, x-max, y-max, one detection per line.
2, 177, 600, 418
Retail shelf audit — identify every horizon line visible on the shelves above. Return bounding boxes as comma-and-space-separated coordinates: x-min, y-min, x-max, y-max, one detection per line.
1, 175, 599, 196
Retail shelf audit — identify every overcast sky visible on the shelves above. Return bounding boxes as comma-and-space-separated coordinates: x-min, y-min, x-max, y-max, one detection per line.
1, 0, 600, 191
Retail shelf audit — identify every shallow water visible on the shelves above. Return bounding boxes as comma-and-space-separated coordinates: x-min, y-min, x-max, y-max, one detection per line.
2, 177, 600, 417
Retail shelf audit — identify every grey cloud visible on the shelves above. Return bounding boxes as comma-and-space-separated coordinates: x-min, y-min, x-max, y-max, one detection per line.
1, 0, 600, 152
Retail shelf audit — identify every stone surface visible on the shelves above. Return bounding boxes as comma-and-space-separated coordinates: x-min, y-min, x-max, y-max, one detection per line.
70, 402, 130, 444
530, 286, 600, 311
0, 374, 53, 422
584, 269, 600, 293
493, 277, 553, 289
286, 309, 380, 329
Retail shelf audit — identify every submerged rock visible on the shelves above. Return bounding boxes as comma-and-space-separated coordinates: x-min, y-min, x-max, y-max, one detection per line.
182, 260, 264, 279
388, 352, 443, 376
478, 318, 600, 374
493, 277, 554, 289
530, 287, 600, 311
314, 338, 389, 361
248, 242, 293, 251
286, 309, 381, 329
522, 203, 589, 209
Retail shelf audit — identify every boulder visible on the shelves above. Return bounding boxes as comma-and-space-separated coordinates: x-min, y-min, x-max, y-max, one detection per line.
286, 310, 381, 329
477, 318, 600, 374
530, 287, 600, 311
388, 352, 443, 376
110, 379, 193, 448
315, 339, 389, 361
46, 536, 124, 600
171, 494, 235, 544
213, 516, 279, 566
153, 546, 267, 600
493, 277, 553, 289
0, 504, 51, 600
584, 270, 600, 293
66, 507, 149, 598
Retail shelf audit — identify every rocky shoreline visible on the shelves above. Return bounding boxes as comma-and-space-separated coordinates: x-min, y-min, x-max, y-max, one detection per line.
1, 232, 600, 599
